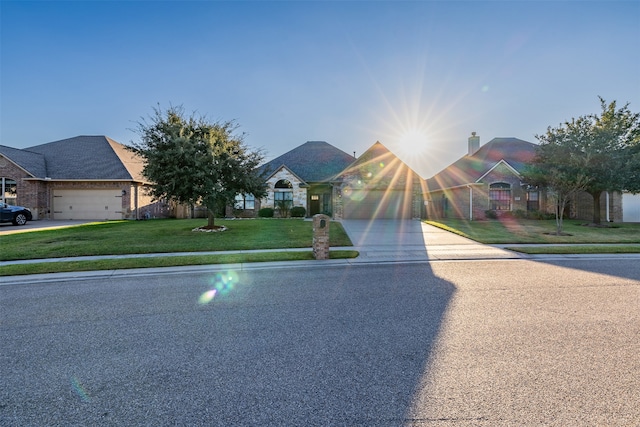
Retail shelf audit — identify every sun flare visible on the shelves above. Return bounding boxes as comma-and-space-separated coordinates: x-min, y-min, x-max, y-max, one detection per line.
397, 129, 430, 151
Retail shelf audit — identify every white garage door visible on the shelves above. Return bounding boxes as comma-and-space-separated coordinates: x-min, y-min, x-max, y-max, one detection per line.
342, 190, 413, 219
623, 193, 640, 222
53, 189, 123, 220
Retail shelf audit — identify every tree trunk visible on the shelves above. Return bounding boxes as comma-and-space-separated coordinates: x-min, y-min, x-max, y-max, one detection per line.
555, 197, 566, 235
207, 209, 215, 228
591, 191, 601, 224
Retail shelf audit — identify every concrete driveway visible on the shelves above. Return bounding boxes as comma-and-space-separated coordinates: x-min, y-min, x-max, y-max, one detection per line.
339, 219, 520, 262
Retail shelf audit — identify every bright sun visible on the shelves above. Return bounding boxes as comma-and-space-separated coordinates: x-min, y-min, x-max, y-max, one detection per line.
398, 129, 430, 149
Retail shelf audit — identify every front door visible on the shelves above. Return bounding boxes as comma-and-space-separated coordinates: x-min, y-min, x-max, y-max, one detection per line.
309, 194, 321, 216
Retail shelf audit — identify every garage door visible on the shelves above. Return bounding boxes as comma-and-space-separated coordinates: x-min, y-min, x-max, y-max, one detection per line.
53, 189, 123, 220
342, 190, 412, 219
623, 193, 640, 222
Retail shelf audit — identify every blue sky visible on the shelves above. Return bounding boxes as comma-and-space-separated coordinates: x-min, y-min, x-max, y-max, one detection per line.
1, 1, 638, 177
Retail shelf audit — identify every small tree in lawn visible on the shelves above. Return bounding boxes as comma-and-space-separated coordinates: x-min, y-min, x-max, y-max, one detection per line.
523, 156, 588, 235
535, 97, 640, 224
130, 105, 266, 228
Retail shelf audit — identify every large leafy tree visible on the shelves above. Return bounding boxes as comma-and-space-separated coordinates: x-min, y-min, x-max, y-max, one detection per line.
533, 97, 640, 224
130, 105, 267, 228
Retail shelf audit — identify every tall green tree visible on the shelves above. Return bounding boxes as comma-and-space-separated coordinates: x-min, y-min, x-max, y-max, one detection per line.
533, 97, 640, 224
130, 105, 267, 228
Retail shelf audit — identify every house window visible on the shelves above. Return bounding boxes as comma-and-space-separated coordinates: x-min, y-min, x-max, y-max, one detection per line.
527, 190, 539, 211
1, 178, 17, 205
322, 193, 331, 213
275, 179, 292, 189
274, 191, 293, 207
310, 195, 319, 201
234, 194, 255, 210
274, 179, 293, 211
489, 182, 511, 210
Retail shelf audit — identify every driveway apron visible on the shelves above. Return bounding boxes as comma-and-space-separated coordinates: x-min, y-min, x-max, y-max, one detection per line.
338, 219, 520, 262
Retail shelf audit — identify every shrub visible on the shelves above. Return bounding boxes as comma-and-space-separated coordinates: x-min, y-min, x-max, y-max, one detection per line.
290, 206, 306, 217
484, 209, 498, 219
258, 207, 274, 218
513, 209, 528, 219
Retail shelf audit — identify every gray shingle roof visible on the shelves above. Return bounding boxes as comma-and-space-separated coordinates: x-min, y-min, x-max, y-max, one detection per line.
426, 137, 537, 191
23, 136, 143, 180
0, 145, 46, 177
260, 141, 356, 183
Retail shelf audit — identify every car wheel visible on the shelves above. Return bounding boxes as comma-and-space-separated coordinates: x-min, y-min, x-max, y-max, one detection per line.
13, 213, 28, 226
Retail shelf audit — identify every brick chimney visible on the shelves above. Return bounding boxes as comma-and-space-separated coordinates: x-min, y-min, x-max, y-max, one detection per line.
468, 132, 480, 155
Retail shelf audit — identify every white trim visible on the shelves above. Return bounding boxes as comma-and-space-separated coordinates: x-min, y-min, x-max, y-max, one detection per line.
0, 154, 36, 178
263, 164, 308, 186
475, 160, 520, 182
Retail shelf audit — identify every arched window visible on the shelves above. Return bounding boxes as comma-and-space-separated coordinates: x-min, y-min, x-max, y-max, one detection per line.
1, 178, 17, 205
489, 182, 511, 210
275, 179, 292, 189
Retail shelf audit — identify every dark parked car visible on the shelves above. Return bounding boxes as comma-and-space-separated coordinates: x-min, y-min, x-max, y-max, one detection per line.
0, 202, 33, 225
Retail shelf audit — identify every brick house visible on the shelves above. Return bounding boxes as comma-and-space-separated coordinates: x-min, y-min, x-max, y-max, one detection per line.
252, 141, 356, 218
0, 136, 168, 220
425, 133, 623, 222
235, 140, 424, 219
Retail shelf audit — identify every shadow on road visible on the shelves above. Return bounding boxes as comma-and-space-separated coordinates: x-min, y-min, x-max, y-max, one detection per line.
0, 240, 455, 425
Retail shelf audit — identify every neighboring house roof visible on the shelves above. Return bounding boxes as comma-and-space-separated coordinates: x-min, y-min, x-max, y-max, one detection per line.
0, 144, 46, 177
338, 141, 422, 180
14, 135, 146, 181
426, 137, 537, 191
260, 141, 356, 183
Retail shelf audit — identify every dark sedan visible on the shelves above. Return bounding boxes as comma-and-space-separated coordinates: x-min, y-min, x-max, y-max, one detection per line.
0, 202, 33, 225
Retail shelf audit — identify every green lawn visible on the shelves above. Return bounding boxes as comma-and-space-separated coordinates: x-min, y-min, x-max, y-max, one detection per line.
425, 219, 640, 244
0, 250, 360, 276
4, 217, 639, 277
1, 218, 353, 261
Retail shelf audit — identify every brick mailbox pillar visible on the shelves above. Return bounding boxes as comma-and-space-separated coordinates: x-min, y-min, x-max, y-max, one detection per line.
312, 214, 330, 260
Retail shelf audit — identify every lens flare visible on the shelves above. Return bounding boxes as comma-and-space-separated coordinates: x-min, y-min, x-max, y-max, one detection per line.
199, 270, 240, 304
71, 377, 91, 402
212, 271, 239, 295
198, 289, 217, 305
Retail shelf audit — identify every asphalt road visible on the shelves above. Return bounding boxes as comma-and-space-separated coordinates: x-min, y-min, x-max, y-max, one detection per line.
1, 259, 639, 426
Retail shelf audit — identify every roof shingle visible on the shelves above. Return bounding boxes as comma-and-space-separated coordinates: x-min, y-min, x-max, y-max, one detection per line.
261, 141, 355, 182
427, 137, 537, 191
0, 145, 46, 177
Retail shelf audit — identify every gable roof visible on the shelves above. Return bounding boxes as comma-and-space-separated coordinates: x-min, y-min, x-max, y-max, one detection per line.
260, 141, 355, 183
426, 137, 537, 191
19, 135, 145, 181
0, 144, 46, 177
338, 141, 422, 180
264, 164, 309, 187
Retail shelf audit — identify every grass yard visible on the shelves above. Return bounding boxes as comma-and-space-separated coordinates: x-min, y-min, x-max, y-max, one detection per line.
425, 219, 640, 244
1, 218, 353, 261
0, 250, 360, 276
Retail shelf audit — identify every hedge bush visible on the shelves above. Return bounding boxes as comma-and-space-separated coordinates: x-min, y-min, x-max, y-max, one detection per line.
290, 206, 306, 217
258, 207, 274, 218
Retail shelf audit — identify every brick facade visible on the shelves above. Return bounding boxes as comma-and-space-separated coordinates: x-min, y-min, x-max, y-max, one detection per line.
1, 151, 170, 221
